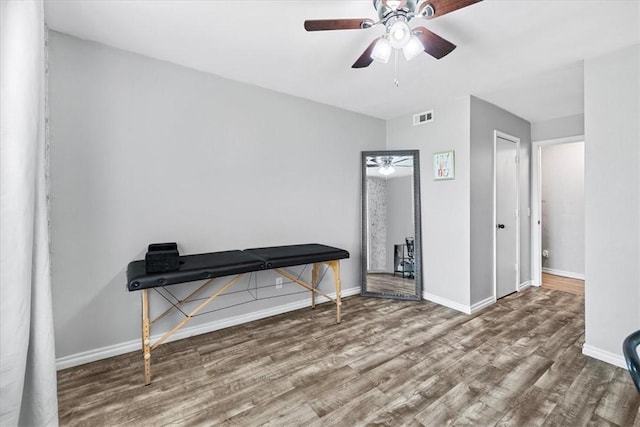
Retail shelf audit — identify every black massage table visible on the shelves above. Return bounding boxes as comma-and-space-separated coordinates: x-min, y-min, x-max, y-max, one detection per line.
127, 243, 349, 385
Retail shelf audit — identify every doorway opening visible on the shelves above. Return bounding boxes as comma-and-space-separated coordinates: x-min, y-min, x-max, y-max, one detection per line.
531, 135, 585, 293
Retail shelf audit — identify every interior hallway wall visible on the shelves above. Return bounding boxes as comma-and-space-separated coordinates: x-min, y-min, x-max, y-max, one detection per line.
470, 96, 531, 305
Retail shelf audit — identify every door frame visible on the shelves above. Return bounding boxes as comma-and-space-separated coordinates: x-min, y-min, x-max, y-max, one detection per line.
530, 134, 585, 286
493, 130, 520, 300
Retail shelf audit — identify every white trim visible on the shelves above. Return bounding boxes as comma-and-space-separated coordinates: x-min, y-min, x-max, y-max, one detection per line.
532, 143, 542, 286
56, 286, 361, 370
470, 296, 495, 314
531, 135, 585, 287
518, 280, 533, 291
422, 291, 471, 315
493, 130, 521, 301
582, 344, 627, 369
541, 267, 585, 281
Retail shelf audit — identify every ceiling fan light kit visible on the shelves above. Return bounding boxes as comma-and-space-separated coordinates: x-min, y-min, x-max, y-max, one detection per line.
379, 163, 396, 176
371, 38, 392, 63
402, 35, 424, 61
304, 0, 482, 69
387, 19, 412, 49
367, 156, 414, 176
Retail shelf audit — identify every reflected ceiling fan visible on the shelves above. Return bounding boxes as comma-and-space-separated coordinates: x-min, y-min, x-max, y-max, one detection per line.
367, 156, 412, 176
304, 0, 482, 68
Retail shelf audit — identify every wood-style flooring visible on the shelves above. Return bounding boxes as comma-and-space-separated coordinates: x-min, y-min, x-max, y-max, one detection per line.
57, 287, 639, 426
542, 272, 585, 296
366, 272, 416, 295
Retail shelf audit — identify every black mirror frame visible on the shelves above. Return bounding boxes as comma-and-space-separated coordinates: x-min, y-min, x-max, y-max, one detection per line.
361, 150, 422, 300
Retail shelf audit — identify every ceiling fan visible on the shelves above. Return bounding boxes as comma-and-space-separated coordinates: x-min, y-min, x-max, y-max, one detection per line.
304, 0, 482, 68
367, 156, 413, 176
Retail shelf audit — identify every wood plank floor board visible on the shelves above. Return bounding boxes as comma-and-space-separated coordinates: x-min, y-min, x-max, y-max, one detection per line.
594, 374, 640, 426
479, 354, 553, 413
358, 352, 417, 390
535, 338, 589, 393
304, 371, 378, 418
376, 349, 464, 396
451, 400, 505, 426
378, 374, 457, 424
543, 359, 618, 426
413, 382, 481, 426
57, 288, 640, 426
162, 374, 298, 426
493, 385, 558, 426
542, 272, 585, 296
306, 387, 389, 427
586, 414, 624, 427
222, 389, 319, 427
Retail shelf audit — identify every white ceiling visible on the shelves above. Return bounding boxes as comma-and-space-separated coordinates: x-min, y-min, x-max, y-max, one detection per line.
44, 0, 639, 123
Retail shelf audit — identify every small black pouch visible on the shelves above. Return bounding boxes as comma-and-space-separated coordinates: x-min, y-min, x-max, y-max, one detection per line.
145, 242, 179, 273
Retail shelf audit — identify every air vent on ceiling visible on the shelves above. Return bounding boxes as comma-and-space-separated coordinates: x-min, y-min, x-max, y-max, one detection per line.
413, 110, 433, 126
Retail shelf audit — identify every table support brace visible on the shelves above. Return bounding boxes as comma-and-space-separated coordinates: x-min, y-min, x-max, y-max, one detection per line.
139, 261, 342, 385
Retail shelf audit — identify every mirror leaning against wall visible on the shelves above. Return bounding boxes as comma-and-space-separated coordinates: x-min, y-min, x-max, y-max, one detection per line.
361, 150, 422, 300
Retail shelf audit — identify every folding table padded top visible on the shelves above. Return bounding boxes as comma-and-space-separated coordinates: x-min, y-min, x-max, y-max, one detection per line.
127, 243, 350, 291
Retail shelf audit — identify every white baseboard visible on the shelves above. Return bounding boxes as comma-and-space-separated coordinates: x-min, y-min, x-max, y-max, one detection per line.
582, 344, 627, 369
542, 268, 585, 281
470, 296, 495, 314
518, 280, 533, 291
422, 291, 471, 315
56, 286, 361, 370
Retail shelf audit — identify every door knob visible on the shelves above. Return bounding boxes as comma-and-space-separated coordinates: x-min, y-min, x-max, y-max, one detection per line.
497, 224, 505, 229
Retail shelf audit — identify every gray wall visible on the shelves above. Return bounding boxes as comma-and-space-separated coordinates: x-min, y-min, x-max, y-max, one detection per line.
532, 114, 584, 142
541, 142, 585, 276
470, 96, 531, 304
584, 44, 639, 359
386, 96, 472, 306
48, 32, 385, 358
385, 176, 414, 272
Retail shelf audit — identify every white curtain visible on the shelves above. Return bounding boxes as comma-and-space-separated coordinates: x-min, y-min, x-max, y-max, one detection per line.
1, 1, 59, 425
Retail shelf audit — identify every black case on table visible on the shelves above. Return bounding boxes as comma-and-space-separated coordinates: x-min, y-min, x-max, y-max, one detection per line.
145, 242, 179, 273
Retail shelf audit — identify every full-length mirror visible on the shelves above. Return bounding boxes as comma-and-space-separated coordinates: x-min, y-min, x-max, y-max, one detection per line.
361, 150, 422, 300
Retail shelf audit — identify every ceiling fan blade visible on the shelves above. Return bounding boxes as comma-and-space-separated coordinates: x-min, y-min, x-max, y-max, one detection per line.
352, 38, 381, 69
413, 26, 456, 59
392, 158, 412, 165
420, 0, 482, 19
304, 19, 374, 31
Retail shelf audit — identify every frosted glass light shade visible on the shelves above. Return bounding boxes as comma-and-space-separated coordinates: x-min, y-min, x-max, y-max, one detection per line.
379, 164, 396, 175
371, 38, 392, 63
388, 20, 411, 49
403, 35, 423, 61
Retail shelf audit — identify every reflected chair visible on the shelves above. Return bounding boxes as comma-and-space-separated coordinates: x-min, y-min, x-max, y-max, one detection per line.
623, 329, 640, 393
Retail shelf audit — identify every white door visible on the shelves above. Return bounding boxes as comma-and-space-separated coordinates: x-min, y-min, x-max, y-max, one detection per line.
495, 134, 519, 299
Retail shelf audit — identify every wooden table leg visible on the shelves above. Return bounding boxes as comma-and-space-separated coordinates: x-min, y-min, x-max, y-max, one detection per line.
142, 289, 151, 385
311, 263, 319, 309
327, 260, 342, 324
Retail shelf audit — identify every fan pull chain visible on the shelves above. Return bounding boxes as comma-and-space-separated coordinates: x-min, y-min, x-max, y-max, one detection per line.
394, 49, 399, 87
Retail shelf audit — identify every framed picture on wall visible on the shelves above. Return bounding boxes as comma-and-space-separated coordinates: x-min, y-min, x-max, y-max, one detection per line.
433, 150, 455, 180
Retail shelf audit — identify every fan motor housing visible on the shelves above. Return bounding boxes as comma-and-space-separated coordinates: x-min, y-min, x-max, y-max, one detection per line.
373, 0, 419, 20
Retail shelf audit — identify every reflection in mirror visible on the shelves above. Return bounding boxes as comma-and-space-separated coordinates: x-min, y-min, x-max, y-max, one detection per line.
361, 150, 422, 300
